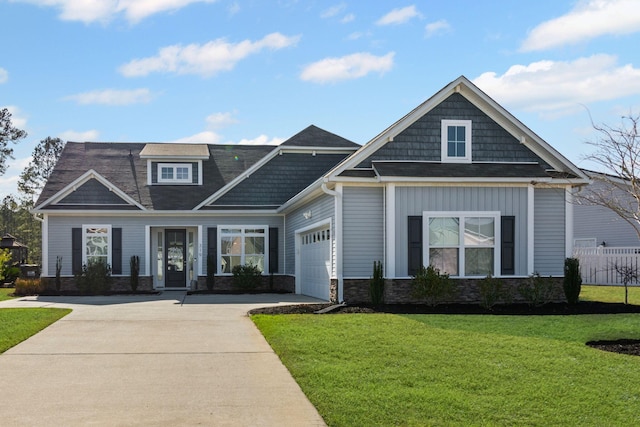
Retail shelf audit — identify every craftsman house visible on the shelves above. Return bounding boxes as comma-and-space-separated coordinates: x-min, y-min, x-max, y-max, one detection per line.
34, 76, 589, 302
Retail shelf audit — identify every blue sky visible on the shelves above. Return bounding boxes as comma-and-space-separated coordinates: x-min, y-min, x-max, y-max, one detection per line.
1, 0, 640, 199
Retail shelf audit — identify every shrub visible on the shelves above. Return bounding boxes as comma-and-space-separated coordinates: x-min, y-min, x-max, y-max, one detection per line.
411, 265, 454, 306
518, 273, 554, 307
206, 254, 215, 291
232, 264, 262, 290
479, 275, 513, 310
75, 259, 112, 295
563, 258, 582, 305
55, 256, 63, 291
130, 255, 140, 292
369, 260, 384, 305
14, 278, 45, 296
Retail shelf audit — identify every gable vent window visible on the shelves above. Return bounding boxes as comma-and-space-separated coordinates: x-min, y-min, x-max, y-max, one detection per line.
158, 163, 192, 183
441, 120, 471, 163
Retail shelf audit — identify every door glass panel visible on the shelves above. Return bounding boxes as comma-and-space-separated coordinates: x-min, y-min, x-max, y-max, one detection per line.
167, 231, 184, 272
157, 231, 163, 281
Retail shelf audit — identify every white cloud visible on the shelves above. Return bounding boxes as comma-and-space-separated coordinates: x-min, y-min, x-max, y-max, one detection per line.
58, 129, 100, 141
425, 20, 451, 38
235, 135, 284, 145
119, 32, 301, 78
206, 112, 238, 129
300, 52, 395, 84
341, 13, 355, 23
12, 0, 217, 24
0, 68, 8, 83
321, 3, 346, 19
472, 54, 640, 115
521, 0, 640, 51
171, 131, 222, 144
64, 88, 153, 105
376, 5, 420, 26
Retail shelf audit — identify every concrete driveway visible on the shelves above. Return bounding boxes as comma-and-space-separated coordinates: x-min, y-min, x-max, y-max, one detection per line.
0, 292, 327, 426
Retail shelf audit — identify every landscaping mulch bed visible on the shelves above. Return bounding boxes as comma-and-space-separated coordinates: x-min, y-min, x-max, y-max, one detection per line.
249, 301, 640, 357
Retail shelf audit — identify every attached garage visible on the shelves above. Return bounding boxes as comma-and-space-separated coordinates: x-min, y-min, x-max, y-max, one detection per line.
298, 226, 332, 300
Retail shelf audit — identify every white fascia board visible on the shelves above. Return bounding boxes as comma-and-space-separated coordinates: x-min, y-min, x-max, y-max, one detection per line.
376, 176, 554, 184
34, 169, 146, 211
278, 147, 358, 154
39, 209, 283, 217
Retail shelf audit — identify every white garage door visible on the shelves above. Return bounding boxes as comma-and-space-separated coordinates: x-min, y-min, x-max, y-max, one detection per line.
299, 227, 331, 300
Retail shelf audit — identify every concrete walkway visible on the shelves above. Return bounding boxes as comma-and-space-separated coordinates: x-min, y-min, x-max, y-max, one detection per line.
0, 293, 327, 426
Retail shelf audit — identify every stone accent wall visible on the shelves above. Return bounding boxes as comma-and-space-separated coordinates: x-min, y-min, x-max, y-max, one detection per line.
343, 277, 566, 305
330, 279, 339, 303
195, 275, 295, 293
41, 276, 153, 293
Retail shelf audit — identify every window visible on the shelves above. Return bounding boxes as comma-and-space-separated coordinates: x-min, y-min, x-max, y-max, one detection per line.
83, 225, 111, 266
441, 120, 471, 163
158, 163, 192, 183
424, 212, 499, 277
219, 227, 266, 274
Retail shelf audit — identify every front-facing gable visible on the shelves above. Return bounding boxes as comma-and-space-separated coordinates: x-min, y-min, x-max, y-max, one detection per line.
327, 76, 588, 184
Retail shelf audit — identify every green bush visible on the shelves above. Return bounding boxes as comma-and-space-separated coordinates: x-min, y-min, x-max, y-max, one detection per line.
563, 258, 582, 305
75, 259, 112, 295
232, 264, 262, 290
369, 260, 384, 305
411, 265, 454, 306
130, 255, 140, 292
479, 275, 513, 310
14, 278, 45, 296
518, 273, 554, 307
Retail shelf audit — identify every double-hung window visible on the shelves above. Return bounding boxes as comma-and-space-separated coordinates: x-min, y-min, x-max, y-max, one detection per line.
158, 163, 192, 183
219, 227, 266, 274
441, 120, 472, 163
424, 212, 499, 277
83, 225, 111, 266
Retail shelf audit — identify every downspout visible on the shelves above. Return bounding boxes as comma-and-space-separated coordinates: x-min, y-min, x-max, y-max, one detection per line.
322, 182, 343, 303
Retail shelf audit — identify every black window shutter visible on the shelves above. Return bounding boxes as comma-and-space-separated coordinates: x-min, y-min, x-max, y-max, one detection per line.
72, 228, 82, 274
112, 228, 122, 274
207, 227, 217, 274
408, 216, 423, 276
501, 216, 515, 275
269, 227, 279, 273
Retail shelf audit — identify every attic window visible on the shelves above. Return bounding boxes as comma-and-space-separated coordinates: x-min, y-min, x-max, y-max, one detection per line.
441, 120, 471, 163
158, 163, 192, 184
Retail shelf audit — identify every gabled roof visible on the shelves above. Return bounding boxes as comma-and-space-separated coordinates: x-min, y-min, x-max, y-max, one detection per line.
326, 75, 589, 183
280, 125, 360, 148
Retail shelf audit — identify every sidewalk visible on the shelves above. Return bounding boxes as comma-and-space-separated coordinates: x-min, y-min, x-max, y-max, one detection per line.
0, 293, 327, 426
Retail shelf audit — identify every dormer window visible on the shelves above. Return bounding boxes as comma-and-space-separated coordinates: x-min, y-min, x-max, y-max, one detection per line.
158, 163, 193, 184
441, 120, 471, 163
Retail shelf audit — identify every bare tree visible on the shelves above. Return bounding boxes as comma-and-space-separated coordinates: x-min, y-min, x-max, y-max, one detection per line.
579, 114, 640, 240
18, 136, 65, 201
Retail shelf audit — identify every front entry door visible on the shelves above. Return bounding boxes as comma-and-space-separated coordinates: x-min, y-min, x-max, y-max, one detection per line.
165, 229, 186, 288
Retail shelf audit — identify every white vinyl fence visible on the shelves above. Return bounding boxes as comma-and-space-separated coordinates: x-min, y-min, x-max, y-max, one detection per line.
573, 247, 640, 286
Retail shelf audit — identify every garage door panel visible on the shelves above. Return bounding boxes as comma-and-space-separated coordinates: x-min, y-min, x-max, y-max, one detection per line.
299, 227, 331, 300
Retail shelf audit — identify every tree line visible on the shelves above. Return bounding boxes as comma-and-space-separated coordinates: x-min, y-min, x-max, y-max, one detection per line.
0, 108, 64, 265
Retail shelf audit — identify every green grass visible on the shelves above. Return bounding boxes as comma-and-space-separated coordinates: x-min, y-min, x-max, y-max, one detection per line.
581, 284, 640, 304
0, 308, 71, 353
253, 313, 640, 426
0, 287, 15, 301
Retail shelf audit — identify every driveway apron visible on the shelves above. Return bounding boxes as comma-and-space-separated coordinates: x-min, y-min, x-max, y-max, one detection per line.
0, 293, 326, 427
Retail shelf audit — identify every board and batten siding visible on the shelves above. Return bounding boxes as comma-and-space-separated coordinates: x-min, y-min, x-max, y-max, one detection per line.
394, 186, 529, 277
342, 186, 384, 277
46, 214, 284, 277
534, 188, 566, 276
284, 194, 335, 276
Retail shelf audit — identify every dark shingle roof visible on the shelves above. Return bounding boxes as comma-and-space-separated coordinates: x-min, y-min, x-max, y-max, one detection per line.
280, 125, 360, 148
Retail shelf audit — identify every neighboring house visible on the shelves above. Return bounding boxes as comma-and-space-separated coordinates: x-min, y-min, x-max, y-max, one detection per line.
573, 170, 640, 248
34, 76, 589, 302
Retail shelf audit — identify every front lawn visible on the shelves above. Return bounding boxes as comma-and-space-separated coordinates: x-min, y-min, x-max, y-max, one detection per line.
581, 284, 640, 304
0, 308, 71, 353
0, 287, 15, 301
253, 313, 640, 426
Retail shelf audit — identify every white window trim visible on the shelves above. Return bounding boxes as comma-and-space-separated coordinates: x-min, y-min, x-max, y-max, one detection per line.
82, 224, 112, 267
441, 119, 472, 163
422, 211, 500, 278
157, 163, 193, 184
217, 226, 269, 275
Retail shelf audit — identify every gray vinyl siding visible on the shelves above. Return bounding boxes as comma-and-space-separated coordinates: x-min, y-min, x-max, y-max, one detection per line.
46, 214, 284, 277
285, 194, 335, 276
534, 188, 565, 275
394, 186, 528, 277
343, 187, 384, 277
